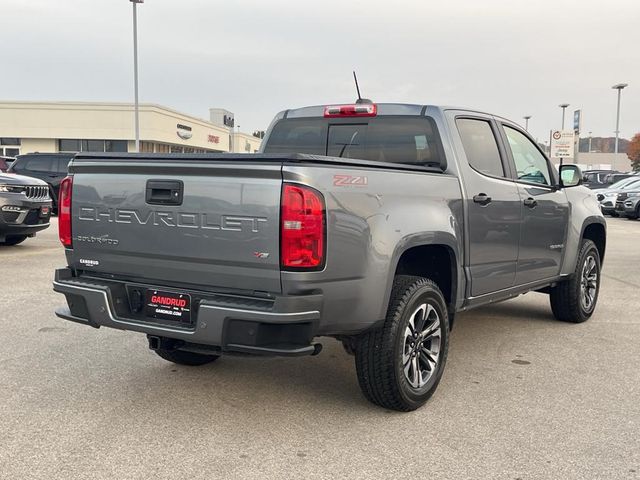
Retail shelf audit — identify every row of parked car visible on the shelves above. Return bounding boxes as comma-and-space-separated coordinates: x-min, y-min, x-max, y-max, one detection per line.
582, 169, 637, 190
588, 173, 640, 220
0, 153, 73, 245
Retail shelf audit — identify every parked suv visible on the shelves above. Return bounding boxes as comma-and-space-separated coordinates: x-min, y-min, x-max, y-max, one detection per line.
0, 172, 52, 245
8, 153, 74, 212
597, 177, 640, 216
615, 190, 640, 220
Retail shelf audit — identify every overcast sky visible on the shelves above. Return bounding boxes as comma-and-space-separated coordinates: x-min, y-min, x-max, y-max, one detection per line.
2, 0, 638, 143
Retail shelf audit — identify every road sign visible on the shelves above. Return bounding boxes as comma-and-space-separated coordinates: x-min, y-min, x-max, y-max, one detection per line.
550, 130, 575, 159
573, 110, 581, 134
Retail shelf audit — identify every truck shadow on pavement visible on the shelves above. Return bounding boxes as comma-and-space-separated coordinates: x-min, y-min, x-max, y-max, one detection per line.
80, 297, 561, 415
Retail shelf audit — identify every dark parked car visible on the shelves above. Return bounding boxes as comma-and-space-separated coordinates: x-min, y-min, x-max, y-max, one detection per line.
604, 172, 636, 185
8, 153, 74, 211
0, 172, 52, 245
582, 169, 619, 189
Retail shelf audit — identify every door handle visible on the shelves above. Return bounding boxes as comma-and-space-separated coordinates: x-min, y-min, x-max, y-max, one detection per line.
524, 197, 538, 208
473, 193, 492, 206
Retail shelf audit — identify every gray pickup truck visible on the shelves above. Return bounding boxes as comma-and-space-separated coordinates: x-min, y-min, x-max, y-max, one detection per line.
53, 102, 605, 411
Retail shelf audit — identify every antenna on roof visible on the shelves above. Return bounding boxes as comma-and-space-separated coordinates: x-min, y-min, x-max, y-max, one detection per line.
353, 71, 372, 104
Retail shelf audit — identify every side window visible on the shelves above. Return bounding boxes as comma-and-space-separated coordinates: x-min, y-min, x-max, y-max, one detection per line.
456, 118, 505, 178
24, 157, 53, 172
503, 126, 551, 186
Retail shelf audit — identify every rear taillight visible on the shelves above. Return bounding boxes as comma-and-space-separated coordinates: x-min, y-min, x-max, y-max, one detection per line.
58, 176, 73, 248
281, 184, 325, 270
324, 103, 377, 117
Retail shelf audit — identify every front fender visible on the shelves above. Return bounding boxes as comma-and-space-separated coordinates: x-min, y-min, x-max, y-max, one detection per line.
560, 187, 606, 275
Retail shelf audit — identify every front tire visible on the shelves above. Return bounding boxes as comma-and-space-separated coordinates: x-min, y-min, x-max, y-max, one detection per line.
626, 205, 639, 220
154, 348, 220, 366
549, 239, 601, 323
355, 275, 450, 411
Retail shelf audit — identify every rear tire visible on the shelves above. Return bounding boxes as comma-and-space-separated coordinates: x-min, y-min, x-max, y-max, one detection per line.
0, 235, 27, 246
549, 239, 601, 323
154, 348, 220, 366
355, 275, 449, 411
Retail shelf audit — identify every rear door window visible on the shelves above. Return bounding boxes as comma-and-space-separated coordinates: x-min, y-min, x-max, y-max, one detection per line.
456, 118, 505, 178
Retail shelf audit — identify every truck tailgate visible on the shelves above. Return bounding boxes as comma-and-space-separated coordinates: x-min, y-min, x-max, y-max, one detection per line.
68, 157, 282, 293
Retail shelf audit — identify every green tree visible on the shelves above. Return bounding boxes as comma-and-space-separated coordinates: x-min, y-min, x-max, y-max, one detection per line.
628, 133, 640, 172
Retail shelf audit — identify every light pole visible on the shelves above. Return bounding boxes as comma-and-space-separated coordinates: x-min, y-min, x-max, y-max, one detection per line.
612, 83, 628, 154
130, 0, 144, 152
559, 103, 570, 129
588, 131, 592, 153
523, 115, 531, 131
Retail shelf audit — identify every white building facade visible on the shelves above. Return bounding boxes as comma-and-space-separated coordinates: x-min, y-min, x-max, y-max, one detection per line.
0, 101, 261, 157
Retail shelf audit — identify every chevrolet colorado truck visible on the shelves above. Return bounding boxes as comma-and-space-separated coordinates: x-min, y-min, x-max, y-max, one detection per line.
0, 172, 51, 245
53, 102, 606, 411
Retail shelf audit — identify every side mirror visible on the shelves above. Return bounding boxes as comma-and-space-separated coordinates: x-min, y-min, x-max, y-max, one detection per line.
559, 164, 583, 188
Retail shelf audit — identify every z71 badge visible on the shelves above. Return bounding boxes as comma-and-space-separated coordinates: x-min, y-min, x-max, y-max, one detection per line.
333, 174, 368, 187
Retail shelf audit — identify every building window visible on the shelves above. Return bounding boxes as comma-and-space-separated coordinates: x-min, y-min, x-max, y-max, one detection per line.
140, 141, 155, 153
3, 148, 20, 157
58, 139, 128, 153
0, 139, 21, 157
82, 140, 105, 152
59, 139, 81, 152
106, 140, 127, 152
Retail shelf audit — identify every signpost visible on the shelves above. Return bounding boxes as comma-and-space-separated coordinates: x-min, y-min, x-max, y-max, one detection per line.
550, 130, 575, 160
573, 110, 581, 134
573, 110, 581, 162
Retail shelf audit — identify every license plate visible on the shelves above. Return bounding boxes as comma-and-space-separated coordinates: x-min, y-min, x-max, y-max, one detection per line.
40, 206, 50, 217
145, 289, 191, 323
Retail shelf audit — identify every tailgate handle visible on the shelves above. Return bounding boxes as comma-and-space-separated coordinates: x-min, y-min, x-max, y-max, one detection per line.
145, 180, 183, 206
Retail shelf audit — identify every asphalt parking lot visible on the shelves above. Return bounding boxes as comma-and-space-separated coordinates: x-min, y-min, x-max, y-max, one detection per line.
1, 217, 639, 480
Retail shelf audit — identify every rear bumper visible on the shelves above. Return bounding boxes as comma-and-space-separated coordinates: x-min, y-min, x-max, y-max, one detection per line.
53, 268, 323, 357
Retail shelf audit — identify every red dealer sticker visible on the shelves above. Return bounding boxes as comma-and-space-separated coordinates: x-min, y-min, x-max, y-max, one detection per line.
145, 289, 191, 323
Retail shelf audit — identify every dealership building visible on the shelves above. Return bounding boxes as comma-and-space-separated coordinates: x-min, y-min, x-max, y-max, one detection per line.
0, 101, 262, 157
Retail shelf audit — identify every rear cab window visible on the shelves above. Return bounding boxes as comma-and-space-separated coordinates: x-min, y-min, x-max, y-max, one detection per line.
264, 116, 445, 169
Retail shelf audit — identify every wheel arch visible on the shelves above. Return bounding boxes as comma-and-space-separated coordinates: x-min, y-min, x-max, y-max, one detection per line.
384, 233, 461, 326
581, 218, 606, 264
